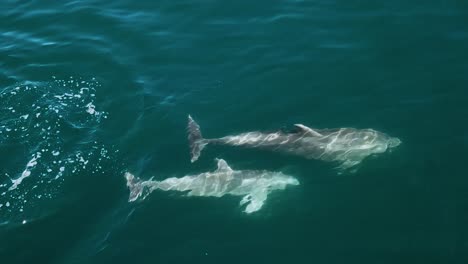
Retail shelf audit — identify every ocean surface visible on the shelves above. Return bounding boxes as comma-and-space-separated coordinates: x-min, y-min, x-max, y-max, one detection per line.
1, 1, 467, 263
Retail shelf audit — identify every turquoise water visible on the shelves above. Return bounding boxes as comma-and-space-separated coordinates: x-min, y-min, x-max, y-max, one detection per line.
1, 1, 467, 263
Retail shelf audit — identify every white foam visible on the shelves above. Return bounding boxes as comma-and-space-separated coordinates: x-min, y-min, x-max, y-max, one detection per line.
86, 102, 98, 115
1, 78, 111, 217
9, 153, 41, 191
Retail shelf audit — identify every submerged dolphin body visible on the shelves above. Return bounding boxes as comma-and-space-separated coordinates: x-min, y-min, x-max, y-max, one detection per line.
125, 159, 299, 213
188, 115, 401, 170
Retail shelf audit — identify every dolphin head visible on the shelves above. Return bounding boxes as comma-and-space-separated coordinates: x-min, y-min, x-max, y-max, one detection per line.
387, 137, 402, 149
267, 172, 300, 190
368, 135, 401, 154
334, 130, 400, 162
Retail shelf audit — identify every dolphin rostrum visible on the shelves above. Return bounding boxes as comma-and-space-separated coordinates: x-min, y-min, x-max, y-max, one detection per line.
188, 115, 401, 170
125, 159, 299, 213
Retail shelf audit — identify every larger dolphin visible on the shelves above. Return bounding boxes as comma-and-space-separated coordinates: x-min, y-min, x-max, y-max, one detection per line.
125, 159, 299, 213
188, 115, 401, 169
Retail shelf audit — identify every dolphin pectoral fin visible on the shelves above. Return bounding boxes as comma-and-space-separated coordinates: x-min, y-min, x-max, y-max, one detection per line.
240, 190, 268, 213
336, 159, 361, 172
293, 124, 323, 137
240, 194, 252, 206
215, 158, 233, 173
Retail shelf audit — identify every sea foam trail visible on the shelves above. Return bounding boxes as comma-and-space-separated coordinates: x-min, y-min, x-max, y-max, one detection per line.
0, 77, 112, 221
8, 153, 41, 191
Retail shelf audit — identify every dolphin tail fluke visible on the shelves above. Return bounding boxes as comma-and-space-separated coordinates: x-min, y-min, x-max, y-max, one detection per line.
188, 115, 207, 162
124, 172, 144, 202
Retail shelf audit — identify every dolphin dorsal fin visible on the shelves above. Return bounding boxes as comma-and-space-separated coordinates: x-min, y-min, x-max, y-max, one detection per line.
294, 124, 323, 137
215, 158, 233, 172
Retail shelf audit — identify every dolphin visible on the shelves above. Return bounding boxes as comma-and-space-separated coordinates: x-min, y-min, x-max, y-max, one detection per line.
188, 115, 401, 170
124, 159, 299, 213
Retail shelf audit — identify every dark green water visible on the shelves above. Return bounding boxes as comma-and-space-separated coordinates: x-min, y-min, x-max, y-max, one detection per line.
1, 1, 467, 263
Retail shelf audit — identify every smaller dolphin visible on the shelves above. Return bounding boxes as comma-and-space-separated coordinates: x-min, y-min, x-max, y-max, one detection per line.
124, 159, 299, 213
187, 115, 401, 170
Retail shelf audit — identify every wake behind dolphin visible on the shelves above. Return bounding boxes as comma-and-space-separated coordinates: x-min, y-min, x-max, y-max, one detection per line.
188, 115, 401, 170
125, 159, 299, 213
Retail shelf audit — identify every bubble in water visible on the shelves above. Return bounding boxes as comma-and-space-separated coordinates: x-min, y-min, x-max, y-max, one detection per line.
0, 77, 113, 222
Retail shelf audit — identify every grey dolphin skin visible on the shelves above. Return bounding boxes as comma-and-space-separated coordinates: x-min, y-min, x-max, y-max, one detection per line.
125, 159, 299, 213
188, 115, 401, 169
